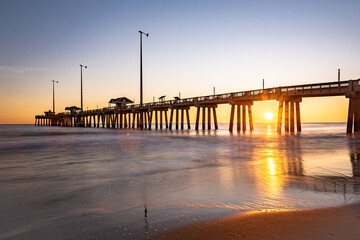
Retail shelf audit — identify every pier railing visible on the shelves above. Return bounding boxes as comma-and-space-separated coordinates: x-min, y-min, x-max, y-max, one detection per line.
126, 80, 353, 109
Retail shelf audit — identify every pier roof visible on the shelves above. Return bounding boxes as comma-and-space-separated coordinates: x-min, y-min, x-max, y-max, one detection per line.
65, 106, 81, 110
109, 97, 133, 104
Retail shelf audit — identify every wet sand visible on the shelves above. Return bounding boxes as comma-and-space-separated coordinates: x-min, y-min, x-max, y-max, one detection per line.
151, 203, 360, 240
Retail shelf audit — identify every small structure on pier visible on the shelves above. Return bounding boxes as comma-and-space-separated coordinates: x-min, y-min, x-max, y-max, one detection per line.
159, 95, 166, 102
109, 97, 133, 107
65, 106, 81, 114
44, 110, 53, 116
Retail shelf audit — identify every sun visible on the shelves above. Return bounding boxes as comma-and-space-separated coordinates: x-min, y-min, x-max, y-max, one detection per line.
265, 112, 274, 120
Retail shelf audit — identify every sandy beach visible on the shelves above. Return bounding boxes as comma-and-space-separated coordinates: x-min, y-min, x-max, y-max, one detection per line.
151, 203, 360, 240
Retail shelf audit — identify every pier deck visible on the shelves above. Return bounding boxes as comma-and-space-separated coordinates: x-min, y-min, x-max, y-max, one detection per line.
35, 79, 360, 133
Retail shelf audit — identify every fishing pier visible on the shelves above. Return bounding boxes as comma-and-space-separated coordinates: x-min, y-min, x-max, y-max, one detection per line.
35, 79, 360, 134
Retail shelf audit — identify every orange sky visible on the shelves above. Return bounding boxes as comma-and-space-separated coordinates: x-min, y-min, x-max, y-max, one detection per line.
0, 1, 359, 124
0, 95, 349, 124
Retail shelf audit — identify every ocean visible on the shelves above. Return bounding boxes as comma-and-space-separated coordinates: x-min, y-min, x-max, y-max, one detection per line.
0, 123, 359, 239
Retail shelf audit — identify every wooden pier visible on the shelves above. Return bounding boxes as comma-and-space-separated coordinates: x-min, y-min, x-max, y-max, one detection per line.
35, 79, 360, 133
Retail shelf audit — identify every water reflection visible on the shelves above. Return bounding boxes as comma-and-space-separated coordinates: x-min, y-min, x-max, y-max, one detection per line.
349, 138, 360, 178
195, 125, 360, 212
259, 148, 285, 199
350, 152, 360, 177
239, 127, 360, 208
254, 127, 303, 199
270, 135, 360, 198
283, 136, 304, 177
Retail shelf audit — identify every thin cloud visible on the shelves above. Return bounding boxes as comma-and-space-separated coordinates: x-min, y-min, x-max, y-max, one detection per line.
0, 65, 50, 74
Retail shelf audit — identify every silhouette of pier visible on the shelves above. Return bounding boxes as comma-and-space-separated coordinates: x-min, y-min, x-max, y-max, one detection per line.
35, 79, 360, 133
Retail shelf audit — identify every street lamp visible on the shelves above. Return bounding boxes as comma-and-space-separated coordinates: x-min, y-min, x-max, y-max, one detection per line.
52, 80, 58, 113
80, 64, 87, 112
139, 30, 149, 106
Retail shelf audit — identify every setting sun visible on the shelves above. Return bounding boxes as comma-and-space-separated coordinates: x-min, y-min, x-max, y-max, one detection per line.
265, 112, 274, 120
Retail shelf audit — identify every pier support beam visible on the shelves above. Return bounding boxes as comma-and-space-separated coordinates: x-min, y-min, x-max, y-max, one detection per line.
228, 101, 253, 133
149, 109, 168, 130
128, 113, 131, 128
187, 109, 191, 129
136, 112, 140, 128
202, 107, 205, 130
296, 102, 301, 132
236, 104, 241, 132
277, 101, 283, 133
290, 101, 295, 132
207, 107, 211, 130
248, 105, 254, 132
195, 107, 200, 130
119, 113, 123, 128
148, 111, 152, 129
107, 114, 111, 128
165, 110, 168, 129
140, 111, 143, 129
155, 110, 158, 129
182, 109, 185, 130
102, 115, 105, 128
88, 115, 92, 127
111, 114, 116, 128
276, 97, 302, 133
169, 107, 189, 130
160, 110, 163, 129
132, 113, 136, 129
195, 105, 218, 131
175, 109, 179, 130
229, 104, 235, 132
242, 104, 246, 132
169, 109, 174, 130
143, 112, 147, 129
347, 97, 360, 133
284, 101, 289, 133
213, 107, 218, 130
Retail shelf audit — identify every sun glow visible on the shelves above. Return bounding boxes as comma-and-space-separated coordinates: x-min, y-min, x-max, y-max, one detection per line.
265, 112, 274, 120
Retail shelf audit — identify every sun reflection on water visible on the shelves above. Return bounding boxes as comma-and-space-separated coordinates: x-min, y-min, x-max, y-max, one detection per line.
266, 124, 274, 136
267, 157, 276, 176
255, 136, 286, 201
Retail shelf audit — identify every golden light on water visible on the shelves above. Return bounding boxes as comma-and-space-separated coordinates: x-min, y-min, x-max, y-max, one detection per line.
267, 124, 274, 136
254, 144, 286, 201
267, 157, 276, 176
264, 151, 284, 198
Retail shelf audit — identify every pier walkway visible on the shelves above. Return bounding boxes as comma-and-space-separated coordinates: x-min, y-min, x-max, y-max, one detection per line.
35, 79, 360, 133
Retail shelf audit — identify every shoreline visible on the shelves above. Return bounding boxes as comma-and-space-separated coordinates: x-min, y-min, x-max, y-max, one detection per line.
150, 203, 360, 240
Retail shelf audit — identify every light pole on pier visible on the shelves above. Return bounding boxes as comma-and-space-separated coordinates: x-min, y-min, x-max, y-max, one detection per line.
139, 30, 149, 106
80, 64, 87, 112
52, 80, 58, 113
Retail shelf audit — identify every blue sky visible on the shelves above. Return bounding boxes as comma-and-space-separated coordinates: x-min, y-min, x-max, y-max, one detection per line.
0, 0, 359, 123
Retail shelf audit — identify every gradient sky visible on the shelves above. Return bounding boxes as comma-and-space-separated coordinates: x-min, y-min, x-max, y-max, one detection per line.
0, 0, 359, 124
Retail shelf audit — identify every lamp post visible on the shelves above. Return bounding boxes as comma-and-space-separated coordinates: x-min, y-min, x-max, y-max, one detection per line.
139, 30, 149, 106
80, 64, 87, 112
52, 80, 58, 113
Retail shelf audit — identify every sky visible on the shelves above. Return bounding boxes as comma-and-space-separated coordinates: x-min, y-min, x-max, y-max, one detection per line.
0, 0, 359, 124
